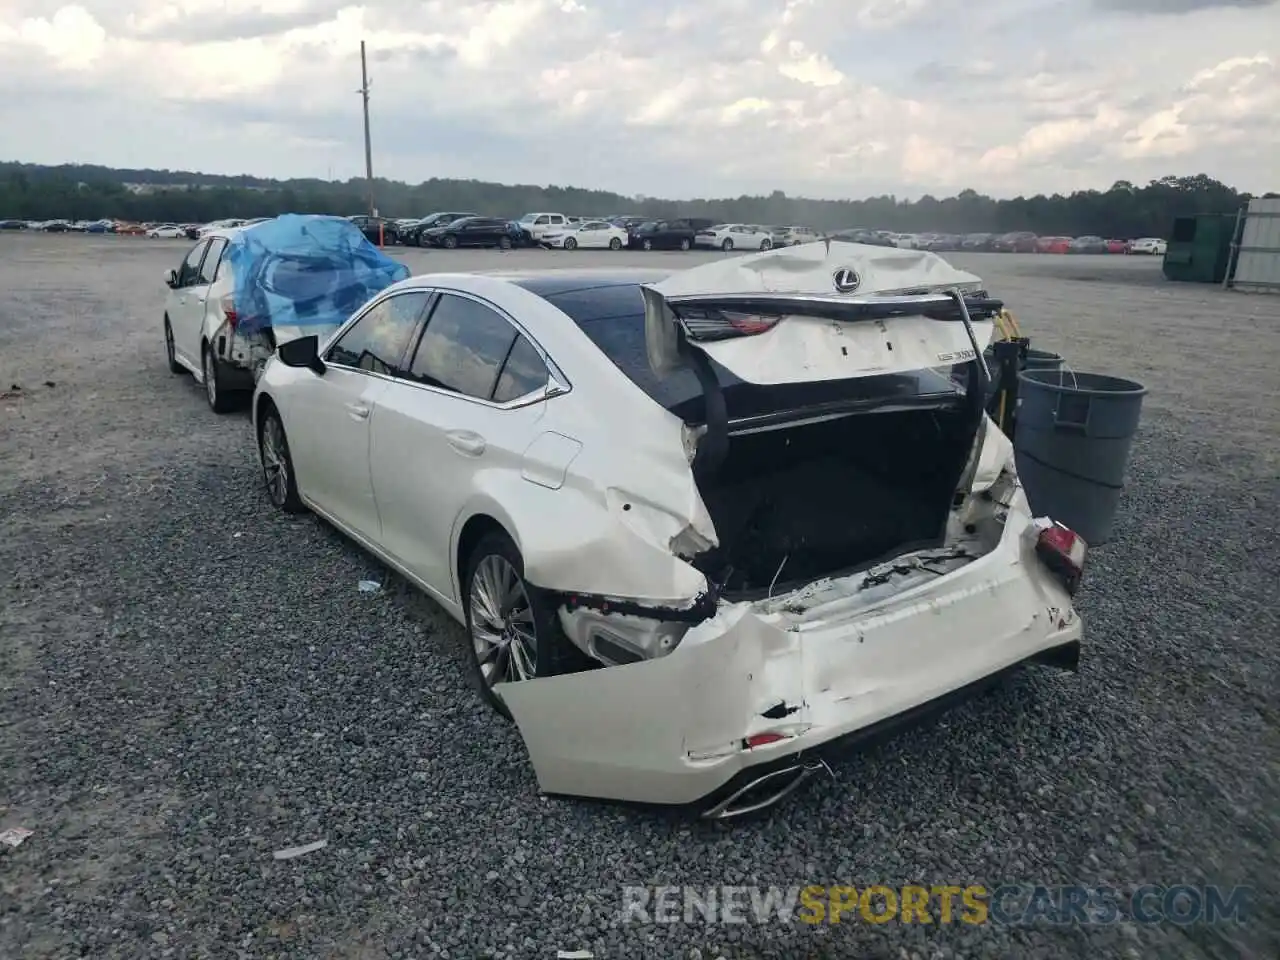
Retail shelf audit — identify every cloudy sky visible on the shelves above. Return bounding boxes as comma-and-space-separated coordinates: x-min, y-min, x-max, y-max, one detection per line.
1, 0, 1276, 200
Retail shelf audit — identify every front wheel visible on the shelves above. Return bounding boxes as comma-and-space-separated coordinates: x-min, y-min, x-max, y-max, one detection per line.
498, 235, 512, 250
164, 316, 183, 374
721, 238, 734, 252
609, 237, 622, 250
442, 235, 458, 249
463, 531, 588, 719
679, 238, 691, 251
258, 405, 305, 514
564, 236, 578, 250
760, 238, 773, 251
642, 239, 653, 251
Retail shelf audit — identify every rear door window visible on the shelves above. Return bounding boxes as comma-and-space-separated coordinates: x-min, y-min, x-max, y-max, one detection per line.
407, 294, 517, 400
492, 335, 549, 403
178, 241, 210, 287
198, 238, 227, 284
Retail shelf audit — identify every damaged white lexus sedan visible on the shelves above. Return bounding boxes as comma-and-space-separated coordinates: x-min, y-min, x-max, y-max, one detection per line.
252, 242, 1086, 818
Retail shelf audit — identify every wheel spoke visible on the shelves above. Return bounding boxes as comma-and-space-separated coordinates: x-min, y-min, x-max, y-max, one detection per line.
468, 554, 539, 689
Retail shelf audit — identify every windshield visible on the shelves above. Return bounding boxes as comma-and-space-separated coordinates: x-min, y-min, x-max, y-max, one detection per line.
519, 213, 537, 223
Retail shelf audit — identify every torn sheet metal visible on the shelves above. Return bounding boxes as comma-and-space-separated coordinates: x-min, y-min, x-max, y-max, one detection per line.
501, 496, 1082, 810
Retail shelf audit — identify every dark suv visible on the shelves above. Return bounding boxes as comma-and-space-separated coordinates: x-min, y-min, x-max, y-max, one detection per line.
402, 211, 478, 246
421, 216, 514, 249
627, 219, 697, 251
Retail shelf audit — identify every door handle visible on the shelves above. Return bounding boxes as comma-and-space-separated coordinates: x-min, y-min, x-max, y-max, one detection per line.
446, 430, 486, 456
345, 402, 371, 420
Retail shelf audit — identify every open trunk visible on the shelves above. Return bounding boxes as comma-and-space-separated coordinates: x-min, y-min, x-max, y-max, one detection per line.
638, 241, 1002, 596
691, 402, 978, 594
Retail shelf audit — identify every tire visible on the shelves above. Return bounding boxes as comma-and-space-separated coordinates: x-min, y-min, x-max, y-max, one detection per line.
498, 235, 512, 250
442, 234, 458, 249
258, 404, 305, 514
202, 343, 237, 414
163, 316, 183, 374
564, 236, 577, 250
722, 238, 734, 252
642, 239, 653, 251
462, 531, 589, 719
760, 238, 773, 251
679, 238, 691, 251
609, 237, 622, 250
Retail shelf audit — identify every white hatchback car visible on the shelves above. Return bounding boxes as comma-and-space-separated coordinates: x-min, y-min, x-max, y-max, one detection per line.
252, 244, 1086, 817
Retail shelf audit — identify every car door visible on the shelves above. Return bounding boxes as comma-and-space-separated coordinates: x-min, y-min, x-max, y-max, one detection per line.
170, 239, 212, 365
287, 290, 431, 543
193, 236, 228, 347
575, 222, 600, 248
369, 291, 559, 604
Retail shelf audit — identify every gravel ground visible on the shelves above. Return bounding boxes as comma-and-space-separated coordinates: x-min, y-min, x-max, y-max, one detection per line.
1, 234, 1277, 959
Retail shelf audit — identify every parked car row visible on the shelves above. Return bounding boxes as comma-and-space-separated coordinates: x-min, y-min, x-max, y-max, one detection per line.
1, 215, 1170, 258
156, 216, 1088, 817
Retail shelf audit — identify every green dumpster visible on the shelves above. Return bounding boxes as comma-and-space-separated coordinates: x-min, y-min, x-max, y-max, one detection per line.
1162, 214, 1236, 284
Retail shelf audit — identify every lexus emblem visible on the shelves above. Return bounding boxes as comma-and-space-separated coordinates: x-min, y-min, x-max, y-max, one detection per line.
832, 268, 861, 293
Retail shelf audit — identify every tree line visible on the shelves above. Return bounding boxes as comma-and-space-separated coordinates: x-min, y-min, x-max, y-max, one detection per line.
1, 162, 1272, 239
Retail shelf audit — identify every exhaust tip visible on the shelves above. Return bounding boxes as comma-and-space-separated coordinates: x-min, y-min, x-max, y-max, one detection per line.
700, 762, 819, 820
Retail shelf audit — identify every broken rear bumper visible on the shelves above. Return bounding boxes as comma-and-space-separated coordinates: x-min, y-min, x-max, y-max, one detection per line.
498, 508, 1083, 817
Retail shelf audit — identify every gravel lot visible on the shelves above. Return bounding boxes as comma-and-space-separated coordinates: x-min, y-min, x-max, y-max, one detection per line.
1, 234, 1277, 959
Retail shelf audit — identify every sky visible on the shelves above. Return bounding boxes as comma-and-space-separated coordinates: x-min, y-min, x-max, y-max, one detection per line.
1, 0, 1277, 200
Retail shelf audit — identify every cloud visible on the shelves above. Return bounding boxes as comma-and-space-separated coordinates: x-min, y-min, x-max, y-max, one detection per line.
0, 0, 1277, 199
1095, 0, 1277, 13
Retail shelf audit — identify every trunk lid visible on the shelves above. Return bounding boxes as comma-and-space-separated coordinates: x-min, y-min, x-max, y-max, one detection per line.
640, 241, 995, 385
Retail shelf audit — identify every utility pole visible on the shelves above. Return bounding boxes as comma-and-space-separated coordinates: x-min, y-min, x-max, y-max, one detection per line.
358, 41, 375, 217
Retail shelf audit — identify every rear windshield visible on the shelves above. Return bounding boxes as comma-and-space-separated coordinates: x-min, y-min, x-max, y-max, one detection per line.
545, 284, 965, 424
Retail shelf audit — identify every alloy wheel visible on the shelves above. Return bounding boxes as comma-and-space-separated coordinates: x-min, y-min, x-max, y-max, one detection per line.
469, 554, 538, 687
261, 415, 290, 507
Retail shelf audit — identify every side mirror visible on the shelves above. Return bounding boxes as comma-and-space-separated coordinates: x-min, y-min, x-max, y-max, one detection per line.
164, 268, 178, 288
278, 335, 326, 375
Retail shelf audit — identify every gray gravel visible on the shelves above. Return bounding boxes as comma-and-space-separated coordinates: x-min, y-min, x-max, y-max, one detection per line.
1, 235, 1277, 959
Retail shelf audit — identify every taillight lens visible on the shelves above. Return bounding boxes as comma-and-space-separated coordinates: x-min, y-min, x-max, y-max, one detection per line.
1035, 521, 1087, 594
220, 295, 239, 330
680, 308, 783, 341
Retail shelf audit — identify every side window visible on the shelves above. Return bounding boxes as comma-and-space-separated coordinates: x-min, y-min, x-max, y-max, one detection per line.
535, 216, 550, 225
198, 238, 227, 284
178, 241, 209, 287
493, 335, 550, 404
407, 294, 517, 400
327, 292, 429, 375
550, 215, 565, 225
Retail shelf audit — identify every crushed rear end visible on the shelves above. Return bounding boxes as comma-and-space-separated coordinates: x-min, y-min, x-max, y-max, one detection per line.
499, 243, 1086, 817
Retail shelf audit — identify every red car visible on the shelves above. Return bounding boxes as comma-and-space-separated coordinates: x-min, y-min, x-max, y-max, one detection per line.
1036, 236, 1071, 254
1105, 239, 1130, 254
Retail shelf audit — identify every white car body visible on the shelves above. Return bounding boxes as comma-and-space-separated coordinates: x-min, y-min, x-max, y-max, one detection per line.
694, 224, 774, 252
253, 243, 1085, 817
162, 226, 340, 406
541, 220, 629, 250
198, 218, 246, 238
892, 233, 920, 249
517, 212, 569, 242
148, 225, 187, 239
1129, 238, 1167, 256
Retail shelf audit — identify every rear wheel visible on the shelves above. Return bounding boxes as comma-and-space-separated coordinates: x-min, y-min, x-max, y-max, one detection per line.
462, 531, 589, 719
760, 238, 773, 251
722, 238, 734, 252
564, 236, 578, 250
202, 343, 237, 414
609, 237, 622, 250
679, 238, 691, 251
163, 316, 183, 374
498, 235, 512, 250
442, 234, 458, 249
642, 239, 653, 251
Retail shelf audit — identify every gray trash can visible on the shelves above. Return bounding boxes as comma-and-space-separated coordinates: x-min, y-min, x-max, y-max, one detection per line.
1013, 370, 1147, 545
1023, 348, 1063, 372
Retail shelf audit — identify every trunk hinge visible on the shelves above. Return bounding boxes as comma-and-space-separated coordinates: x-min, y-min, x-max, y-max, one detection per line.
679, 328, 729, 482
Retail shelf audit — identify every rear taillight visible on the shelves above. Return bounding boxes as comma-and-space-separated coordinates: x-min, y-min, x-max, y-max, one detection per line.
1035, 521, 1087, 594
220, 295, 239, 331
680, 308, 782, 340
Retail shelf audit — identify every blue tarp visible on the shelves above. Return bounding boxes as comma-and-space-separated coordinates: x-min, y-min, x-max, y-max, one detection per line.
223, 214, 410, 335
